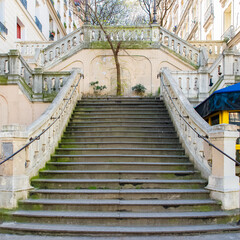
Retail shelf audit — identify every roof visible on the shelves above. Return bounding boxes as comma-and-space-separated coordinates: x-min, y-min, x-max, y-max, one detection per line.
195, 83, 240, 118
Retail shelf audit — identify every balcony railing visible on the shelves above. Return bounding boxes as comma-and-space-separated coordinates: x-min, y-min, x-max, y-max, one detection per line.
221, 25, 235, 41
0, 21, 8, 35
57, 11, 61, 20
35, 16, 42, 32
204, 3, 214, 26
20, 0, 27, 10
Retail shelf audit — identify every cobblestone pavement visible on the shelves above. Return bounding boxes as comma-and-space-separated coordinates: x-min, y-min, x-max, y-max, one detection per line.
1, 233, 240, 240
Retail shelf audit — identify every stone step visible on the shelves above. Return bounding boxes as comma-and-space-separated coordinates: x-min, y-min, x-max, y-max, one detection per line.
63, 130, 177, 137
46, 162, 193, 171
68, 121, 173, 127
69, 119, 169, 124
78, 99, 163, 104
38, 170, 200, 180
51, 154, 189, 163
61, 136, 180, 143
70, 116, 170, 122
58, 142, 182, 149
28, 189, 212, 200
79, 97, 161, 101
73, 105, 167, 113
1, 222, 240, 236
18, 199, 221, 212
7, 210, 237, 226
76, 103, 164, 107
65, 126, 175, 132
72, 113, 170, 118
31, 178, 207, 189
54, 147, 185, 156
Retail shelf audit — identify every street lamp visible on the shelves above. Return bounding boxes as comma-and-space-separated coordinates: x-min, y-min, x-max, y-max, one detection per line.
152, 0, 157, 24
85, 0, 89, 23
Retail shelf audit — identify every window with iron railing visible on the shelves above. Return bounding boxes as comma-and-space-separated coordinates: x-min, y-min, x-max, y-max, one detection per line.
57, 11, 61, 20
35, 16, 42, 32
204, 3, 214, 25
20, 0, 27, 10
0, 21, 8, 35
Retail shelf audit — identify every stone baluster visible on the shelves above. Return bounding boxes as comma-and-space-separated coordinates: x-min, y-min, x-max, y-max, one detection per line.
8, 50, 20, 75
207, 124, 239, 210
32, 68, 43, 95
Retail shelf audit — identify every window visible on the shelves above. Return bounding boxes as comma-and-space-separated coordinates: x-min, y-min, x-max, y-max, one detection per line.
236, 138, 240, 164
17, 23, 21, 39
17, 18, 25, 40
229, 112, 240, 126
210, 114, 219, 126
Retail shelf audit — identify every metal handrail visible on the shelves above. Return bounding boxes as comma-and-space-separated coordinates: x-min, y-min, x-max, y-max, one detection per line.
0, 74, 83, 165
158, 72, 240, 166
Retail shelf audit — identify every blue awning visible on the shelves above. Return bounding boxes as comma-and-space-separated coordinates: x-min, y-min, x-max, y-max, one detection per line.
195, 83, 240, 118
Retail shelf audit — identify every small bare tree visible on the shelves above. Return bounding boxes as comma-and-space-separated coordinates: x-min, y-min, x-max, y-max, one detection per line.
70, 0, 133, 95
138, 0, 175, 26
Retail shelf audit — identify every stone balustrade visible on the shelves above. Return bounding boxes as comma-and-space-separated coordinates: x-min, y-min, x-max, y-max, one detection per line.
0, 69, 83, 208
42, 28, 85, 67
16, 25, 201, 70
189, 41, 226, 60
0, 50, 71, 101
15, 41, 51, 58
160, 68, 239, 210
89, 26, 152, 42
0, 54, 9, 74
171, 71, 200, 99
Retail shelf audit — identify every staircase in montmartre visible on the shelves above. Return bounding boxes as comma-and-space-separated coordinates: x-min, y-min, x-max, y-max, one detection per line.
0, 97, 240, 236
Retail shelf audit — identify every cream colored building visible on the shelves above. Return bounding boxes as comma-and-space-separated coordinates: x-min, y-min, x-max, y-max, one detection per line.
0, 0, 82, 53
166, 0, 240, 43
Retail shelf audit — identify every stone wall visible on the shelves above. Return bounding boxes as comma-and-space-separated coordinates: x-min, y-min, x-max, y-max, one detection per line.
0, 85, 49, 129
49, 48, 195, 96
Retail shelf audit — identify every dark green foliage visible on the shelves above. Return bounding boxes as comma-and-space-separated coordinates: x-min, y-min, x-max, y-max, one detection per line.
132, 84, 146, 94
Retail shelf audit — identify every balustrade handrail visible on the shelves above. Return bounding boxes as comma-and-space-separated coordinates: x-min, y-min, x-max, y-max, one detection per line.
159, 69, 240, 166
0, 73, 84, 166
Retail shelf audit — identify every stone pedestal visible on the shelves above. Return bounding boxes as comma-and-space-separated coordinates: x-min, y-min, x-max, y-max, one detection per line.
0, 132, 31, 209
206, 124, 240, 210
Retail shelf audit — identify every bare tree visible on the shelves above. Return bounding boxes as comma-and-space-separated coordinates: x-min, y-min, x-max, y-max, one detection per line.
70, 0, 134, 95
138, 0, 175, 26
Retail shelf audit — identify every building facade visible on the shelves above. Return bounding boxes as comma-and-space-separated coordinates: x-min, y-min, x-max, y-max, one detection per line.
166, 0, 240, 43
0, 0, 82, 53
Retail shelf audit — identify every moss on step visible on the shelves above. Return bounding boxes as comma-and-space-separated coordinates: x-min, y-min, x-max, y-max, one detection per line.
90, 41, 154, 49
0, 76, 8, 84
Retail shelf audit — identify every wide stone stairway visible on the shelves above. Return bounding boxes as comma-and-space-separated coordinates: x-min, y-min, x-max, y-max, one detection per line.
1, 97, 239, 236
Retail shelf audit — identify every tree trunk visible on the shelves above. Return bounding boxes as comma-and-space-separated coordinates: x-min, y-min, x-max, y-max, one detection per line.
114, 52, 121, 96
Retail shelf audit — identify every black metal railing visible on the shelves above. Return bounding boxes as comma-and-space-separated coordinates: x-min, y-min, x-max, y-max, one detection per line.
20, 0, 27, 10
57, 11, 61, 20
158, 72, 240, 166
0, 74, 83, 166
0, 21, 8, 35
35, 16, 42, 32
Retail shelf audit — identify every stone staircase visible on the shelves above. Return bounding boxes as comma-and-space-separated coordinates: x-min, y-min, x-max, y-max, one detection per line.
0, 97, 239, 236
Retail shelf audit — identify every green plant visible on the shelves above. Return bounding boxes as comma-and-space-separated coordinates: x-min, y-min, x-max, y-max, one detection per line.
64, 22, 67, 28
90, 81, 107, 94
132, 84, 146, 95
223, 37, 229, 43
